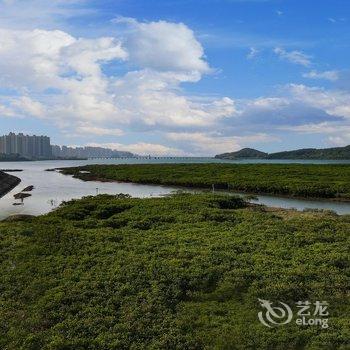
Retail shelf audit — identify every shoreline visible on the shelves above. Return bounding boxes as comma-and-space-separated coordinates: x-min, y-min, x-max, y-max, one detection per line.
57, 169, 350, 204
1, 193, 339, 222
2, 165, 348, 220
0, 171, 21, 199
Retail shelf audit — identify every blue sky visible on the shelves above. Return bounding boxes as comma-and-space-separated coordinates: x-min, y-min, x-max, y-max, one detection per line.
0, 0, 349, 155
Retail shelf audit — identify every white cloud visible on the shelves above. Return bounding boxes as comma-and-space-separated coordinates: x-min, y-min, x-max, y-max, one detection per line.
279, 122, 350, 146
111, 69, 237, 128
0, 95, 46, 118
247, 47, 259, 59
302, 70, 339, 81
166, 132, 240, 155
261, 85, 350, 147
328, 17, 347, 24
274, 47, 312, 66
166, 132, 276, 156
0, 5, 349, 155
0, 27, 129, 128
0, 28, 127, 92
278, 123, 350, 141
63, 37, 128, 77
278, 122, 340, 134
75, 125, 124, 136
0, 20, 239, 155
12, 96, 46, 118
114, 17, 211, 77
288, 84, 350, 118
0, 0, 92, 29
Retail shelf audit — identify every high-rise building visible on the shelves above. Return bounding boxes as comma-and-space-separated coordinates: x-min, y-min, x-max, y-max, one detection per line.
0, 133, 52, 158
51, 145, 134, 158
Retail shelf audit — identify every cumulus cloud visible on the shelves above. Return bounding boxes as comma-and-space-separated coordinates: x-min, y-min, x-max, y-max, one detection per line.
0, 7, 349, 155
288, 84, 350, 118
214, 82, 350, 150
166, 132, 276, 155
0, 27, 127, 96
114, 17, 211, 77
12, 96, 46, 118
278, 122, 350, 146
0, 28, 129, 126
274, 47, 312, 66
245, 85, 350, 148
0, 20, 238, 137
233, 95, 339, 130
111, 70, 237, 129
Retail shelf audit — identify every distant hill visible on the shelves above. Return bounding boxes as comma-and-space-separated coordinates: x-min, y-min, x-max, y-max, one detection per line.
215, 148, 268, 159
215, 145, 350, 160
268, 145, 350, 159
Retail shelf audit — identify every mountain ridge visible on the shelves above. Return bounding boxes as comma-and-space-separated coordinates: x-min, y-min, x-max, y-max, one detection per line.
215, 145, 350, 160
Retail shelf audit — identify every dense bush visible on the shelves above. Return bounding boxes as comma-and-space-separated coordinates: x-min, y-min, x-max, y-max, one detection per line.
0, 193, 349, 349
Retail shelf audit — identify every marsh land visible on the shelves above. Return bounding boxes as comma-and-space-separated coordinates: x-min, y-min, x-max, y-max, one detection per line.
1, 162, 349, 349
1, 193, 349, 349
61, 163, 350, 201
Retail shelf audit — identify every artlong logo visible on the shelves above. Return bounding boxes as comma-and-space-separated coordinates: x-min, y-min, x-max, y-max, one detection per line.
258, 299, 293, 328
258, 299, 329, 329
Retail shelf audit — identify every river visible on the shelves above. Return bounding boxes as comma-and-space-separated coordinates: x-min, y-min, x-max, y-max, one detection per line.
0, 158, 349, 219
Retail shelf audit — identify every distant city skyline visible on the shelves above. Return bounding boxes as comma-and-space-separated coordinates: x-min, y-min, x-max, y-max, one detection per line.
0, 132, 135, 159
0, 132, 51, 158
51, 145, 134, 159
0, 0, 349, 155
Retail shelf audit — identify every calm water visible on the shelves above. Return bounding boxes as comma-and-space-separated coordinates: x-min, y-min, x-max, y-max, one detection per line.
0, 158, 349, 219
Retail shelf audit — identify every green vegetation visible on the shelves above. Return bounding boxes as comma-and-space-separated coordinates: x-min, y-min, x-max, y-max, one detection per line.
215, 145, 350, 160
0, 193, 349, 349
60, 163, 350, 200
268, 145, 350, 160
